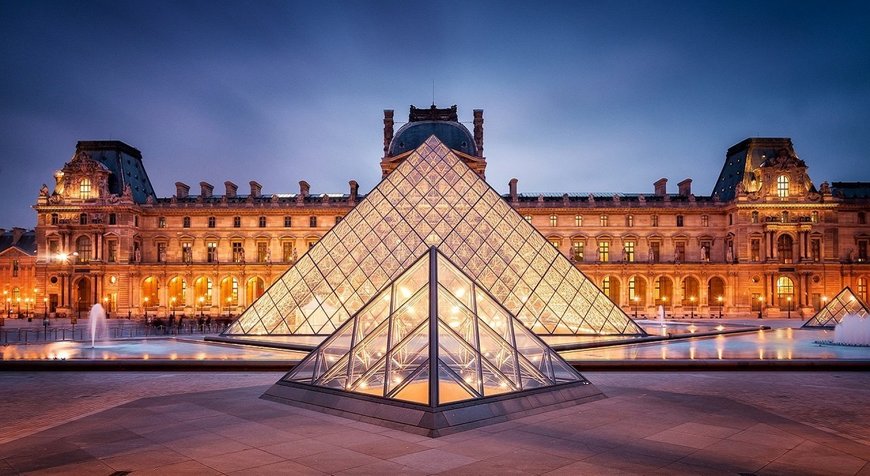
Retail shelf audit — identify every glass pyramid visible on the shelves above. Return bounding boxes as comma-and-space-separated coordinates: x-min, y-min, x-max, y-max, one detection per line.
283, 247, 586, 406
225, 135, 645, 336
802, 287, 870, 328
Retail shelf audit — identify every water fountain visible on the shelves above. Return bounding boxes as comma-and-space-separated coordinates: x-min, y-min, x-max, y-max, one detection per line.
89, 303, 108, 348
832, 314, 870, 346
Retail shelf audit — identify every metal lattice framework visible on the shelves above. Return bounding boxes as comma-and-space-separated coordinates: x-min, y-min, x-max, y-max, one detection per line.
284, 247, 585, 405
225, 136, 645, 336
803, 287, 870, 328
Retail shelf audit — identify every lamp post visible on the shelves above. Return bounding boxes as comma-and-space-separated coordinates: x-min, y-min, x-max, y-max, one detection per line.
225, 297, 232, 318
198, 296, 205, 319
717, 296, 723, 319
3, 290, 8, 318
143, 296, 149, 321
822, 295, 828, 311
103, 296, 109, 319
16, 297, 21, 318
787, 296, 792, 319
689, 296, 695, 319
758, 296, 764, 319
633, 297, 639, 319
170, 296, 177, 319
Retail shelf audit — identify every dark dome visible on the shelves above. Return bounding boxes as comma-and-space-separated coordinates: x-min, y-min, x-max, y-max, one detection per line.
388, 121, 476, 157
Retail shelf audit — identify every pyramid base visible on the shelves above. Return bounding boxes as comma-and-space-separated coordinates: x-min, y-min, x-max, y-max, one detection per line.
261, 380, 605, 437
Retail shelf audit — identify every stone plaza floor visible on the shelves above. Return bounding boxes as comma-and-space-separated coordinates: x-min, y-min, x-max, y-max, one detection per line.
0, 371, 868, 475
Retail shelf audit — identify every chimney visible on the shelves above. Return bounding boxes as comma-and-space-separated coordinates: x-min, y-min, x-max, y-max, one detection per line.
509, 178, 518, 203
249, 181, 262, 198
199, 182, 213, 198
677, 178, 692, 197
224, 181, 238, 198
473, 109, 484, 156
349, 180, 359, 203
175, 182, 190, 198
654, 178, 668, 197
297, 180, 310, 204
383, 110, 394, 156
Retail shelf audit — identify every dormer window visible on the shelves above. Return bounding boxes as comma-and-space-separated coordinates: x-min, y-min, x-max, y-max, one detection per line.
777, 175, 789, 198
79, 178, 92, 199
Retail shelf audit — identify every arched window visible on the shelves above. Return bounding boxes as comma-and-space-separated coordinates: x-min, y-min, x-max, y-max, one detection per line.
75, 236, 91, 263
220, 277, 239, 308
777, 175, 789, 198
681, 277, 700, 306
246, 277, 265, 303
168, 277, 187, 308
194, 277, 213, 306
776, 276, 794, 307
79, 178, 91, 199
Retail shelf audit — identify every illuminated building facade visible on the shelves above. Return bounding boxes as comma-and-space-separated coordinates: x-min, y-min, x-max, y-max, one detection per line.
14, 106, 870, 320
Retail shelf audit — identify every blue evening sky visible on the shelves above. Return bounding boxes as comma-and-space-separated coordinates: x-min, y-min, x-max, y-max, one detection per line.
1, 0, 868, 228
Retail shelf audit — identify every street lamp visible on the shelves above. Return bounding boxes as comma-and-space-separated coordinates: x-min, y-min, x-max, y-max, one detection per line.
16, 297, 21, 317
43, 297, 48, 319
633, 297, 639, 319
225, 297, 232, 318
689, 296, 695, 319
787, 296, 792, 319
758, 296, 765, 319
103, 296, 109, 319
198, 296, 205, 318
717, 296, 723, 319
170, 296, 177, 319
143, 296, 149, 321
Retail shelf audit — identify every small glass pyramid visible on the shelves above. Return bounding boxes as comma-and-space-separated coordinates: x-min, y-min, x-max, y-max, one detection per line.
283, 247, 586, 406
802, 287, 870, 328
225, 135, 644, 337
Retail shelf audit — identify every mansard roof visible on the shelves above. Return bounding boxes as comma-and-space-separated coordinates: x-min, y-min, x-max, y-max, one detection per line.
0, 229, 36, 256
76, 141, 156, 204
711, 138, 798, 202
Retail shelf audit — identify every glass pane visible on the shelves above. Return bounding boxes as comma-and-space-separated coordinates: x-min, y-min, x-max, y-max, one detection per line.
438, 361, 477, 404
386, 322, 429, 395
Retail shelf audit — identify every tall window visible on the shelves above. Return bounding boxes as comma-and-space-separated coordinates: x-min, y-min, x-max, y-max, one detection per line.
183, 216, 191, 228
51, 213, 58, 225
575, 215, 582, 227
549, 215, 557, 227
110, 213, 118, 225
79, 213, 88, 225
628, 277, 636, 301
282, 242, 295, 262
309, 216, 317, 227
600, 215, 608, 227
284, 216, 292, 227
811, 211, 819, 223
751, 239, 761, 262
651, 215, 658, 227
232, 242, 244, 263
811, 239, 821, 262
206, 241, 218, 263
624, 241, 635, 262
649, 242, 660, 263
676, 215, 684, 227
675, 243, 685, 262
157, 216, 165, 228
12, 259, 18, 277
257, 242, 268, 262
182, 242, 193, 263
79, 178, 91, 199
701, 215, 709, 227
751, 211, 759, 223
107, 240, 117, 263
76, 236, 91, 263
781, 211, 789, 223
777, 175, 789, 198
598, 241, 609, 262
208, 216, 216, 228
601, 276, 610, 297
258, 216, 267, 228
572, 241, 584, 261
777, 235, 794, 263
626, 215, 634, 227
858, 240, 868, 262
157, 243, 167, 263
858, 277, 868, 303
233, 216, 241, 228
859, 212, 867, 225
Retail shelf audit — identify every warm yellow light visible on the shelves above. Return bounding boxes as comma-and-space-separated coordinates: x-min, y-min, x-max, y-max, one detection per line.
400, 287, 411, 298
454, 288, 465, 298
717, 296, 723, 303
199, 296, 205, 303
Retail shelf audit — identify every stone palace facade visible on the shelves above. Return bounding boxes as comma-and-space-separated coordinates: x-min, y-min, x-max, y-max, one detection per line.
3, 105, 868, 319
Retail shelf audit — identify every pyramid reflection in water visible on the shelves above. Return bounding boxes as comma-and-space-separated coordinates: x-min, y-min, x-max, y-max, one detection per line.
226, 136, 644, 337
803, 287, 870, 328
262, 247, 603, 436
